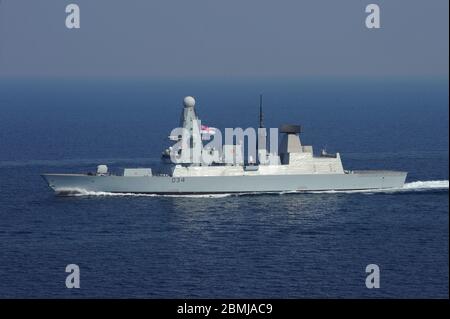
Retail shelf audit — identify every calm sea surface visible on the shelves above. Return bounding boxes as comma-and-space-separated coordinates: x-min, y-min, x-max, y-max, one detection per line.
0, 77, 448, 297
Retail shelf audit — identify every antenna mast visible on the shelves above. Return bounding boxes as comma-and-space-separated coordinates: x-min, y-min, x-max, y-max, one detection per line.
259, 94, 264, 128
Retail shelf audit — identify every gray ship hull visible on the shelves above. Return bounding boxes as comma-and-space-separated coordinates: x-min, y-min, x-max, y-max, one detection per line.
42, 171, 407, 194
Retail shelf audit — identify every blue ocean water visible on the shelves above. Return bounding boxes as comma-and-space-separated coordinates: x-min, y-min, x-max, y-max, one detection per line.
0, 77, 448, 298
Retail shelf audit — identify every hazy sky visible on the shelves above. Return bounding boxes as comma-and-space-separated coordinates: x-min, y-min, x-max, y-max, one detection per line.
0, 0, 448, 77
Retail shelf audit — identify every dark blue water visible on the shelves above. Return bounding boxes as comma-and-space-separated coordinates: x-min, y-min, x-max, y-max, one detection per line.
0, 77, 448, 298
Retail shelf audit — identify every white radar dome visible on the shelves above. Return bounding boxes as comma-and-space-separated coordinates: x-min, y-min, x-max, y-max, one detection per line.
183, 96, 196, 108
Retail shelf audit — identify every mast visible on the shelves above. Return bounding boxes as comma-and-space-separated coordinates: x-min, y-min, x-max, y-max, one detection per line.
259, 94, 264, 129
257, 94, 267, 164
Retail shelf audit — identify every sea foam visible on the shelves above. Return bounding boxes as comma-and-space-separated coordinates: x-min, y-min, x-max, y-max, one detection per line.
56, 180, 449, 198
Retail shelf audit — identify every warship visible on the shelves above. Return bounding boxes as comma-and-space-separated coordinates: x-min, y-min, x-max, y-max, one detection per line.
42, 96, 407, 194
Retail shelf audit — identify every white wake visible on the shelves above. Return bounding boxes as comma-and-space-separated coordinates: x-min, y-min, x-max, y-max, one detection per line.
57, 188, 232, 198
308, 180, 449, 194
56, 180, 448, 198
402, 180, 449, 190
